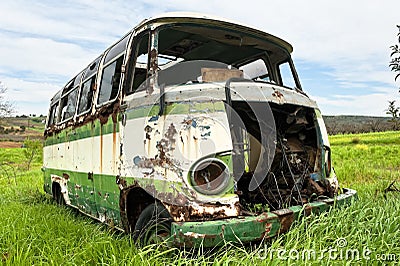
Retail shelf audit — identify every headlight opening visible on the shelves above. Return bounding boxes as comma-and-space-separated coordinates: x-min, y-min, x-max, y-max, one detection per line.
190, 158, 230, 195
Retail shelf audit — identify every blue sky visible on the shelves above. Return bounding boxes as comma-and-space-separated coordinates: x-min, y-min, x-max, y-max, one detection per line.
0, 0, 399, 116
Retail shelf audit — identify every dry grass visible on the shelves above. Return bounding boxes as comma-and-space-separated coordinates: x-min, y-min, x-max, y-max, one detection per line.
0, 142, 22, 148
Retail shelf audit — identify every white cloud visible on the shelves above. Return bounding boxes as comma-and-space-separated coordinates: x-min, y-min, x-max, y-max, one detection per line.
0, 33, 96, 78
311, 87, 400, 116
0, 77, 60, 115
0, 1, 144, 45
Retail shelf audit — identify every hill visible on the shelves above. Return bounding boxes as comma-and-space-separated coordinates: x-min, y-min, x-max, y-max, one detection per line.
0, 116, 45, 148
323, 115, 393, 134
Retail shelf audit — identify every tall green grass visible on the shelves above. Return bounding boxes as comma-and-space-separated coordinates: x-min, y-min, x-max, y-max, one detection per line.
330, 131, 400, 187
1, 131, 400, 264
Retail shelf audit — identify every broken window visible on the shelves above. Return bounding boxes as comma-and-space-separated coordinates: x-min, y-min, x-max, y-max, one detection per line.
126, 32, 150, 94
77, 56, 101, 115
60, 88, 78, 121
59, 72, 82, 122
77, 76, 95, 115
153, 25, 300, 90
97, 56, 124, 105
97, 34, 129, 105
47, 101, 59, 127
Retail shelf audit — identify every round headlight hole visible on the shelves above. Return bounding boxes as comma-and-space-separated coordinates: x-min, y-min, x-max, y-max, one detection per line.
191, 159, 230, 195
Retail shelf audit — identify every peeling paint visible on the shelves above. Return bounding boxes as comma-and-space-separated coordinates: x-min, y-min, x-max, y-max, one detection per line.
164, 200, 240, 222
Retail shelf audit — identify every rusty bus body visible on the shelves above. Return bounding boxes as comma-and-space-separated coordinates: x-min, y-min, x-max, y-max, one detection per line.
43, 13, 356, 247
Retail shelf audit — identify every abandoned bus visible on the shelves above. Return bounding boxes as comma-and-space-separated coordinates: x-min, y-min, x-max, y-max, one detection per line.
43, 12, 356, 247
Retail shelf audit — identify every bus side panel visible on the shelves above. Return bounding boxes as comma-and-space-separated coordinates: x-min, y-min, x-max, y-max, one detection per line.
92, 116, 121, 225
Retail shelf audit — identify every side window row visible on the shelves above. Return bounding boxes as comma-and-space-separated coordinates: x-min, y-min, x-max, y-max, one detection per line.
46, 51, 126, 128
46, 31, 151, 129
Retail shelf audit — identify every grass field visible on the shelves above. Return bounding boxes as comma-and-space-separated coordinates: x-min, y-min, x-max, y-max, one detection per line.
1, 131, 400, 265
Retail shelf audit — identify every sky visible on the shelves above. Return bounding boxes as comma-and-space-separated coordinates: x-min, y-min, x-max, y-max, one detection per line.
0, 0, 399, 116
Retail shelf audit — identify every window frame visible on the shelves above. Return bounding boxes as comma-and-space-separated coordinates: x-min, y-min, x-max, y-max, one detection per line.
57, 71, 83, 124
276, 57, 302, 91
58, 86, 79, 124
46, 100, 60, 128
76, 75, 96, 117
76, 55, 103, 117
125, 31, 151, 96
96, 54, 125, 107
95, 33, 131, 108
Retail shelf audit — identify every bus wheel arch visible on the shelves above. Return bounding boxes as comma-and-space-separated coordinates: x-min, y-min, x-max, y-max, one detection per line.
50, 174, 70, 205
51, 182, 65, 205
121, 186, 161, 234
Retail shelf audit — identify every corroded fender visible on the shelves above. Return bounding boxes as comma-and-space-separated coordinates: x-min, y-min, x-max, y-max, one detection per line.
171, 188, 357, 247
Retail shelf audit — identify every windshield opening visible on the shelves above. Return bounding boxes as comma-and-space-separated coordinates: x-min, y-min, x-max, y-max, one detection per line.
154, 24, 300, 89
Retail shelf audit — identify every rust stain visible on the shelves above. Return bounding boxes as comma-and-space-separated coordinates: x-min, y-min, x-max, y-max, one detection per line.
265, 222, 272, 234
116, 175, 127, 190
144, 125, 152, 140
139, 122, 180, 172
164, 202, 230, 222
52, 176, 62, 181
272, 90, 284, 100
112, 122, 117, 171
165, 123, 177, 145
44, 101, 120, 137
100, 125, 103, 173
149, 48, 158, 75
143, 184, 189, 207
271, 208, 294, 234
175, 232, 194, 247
304, 205, 313, 216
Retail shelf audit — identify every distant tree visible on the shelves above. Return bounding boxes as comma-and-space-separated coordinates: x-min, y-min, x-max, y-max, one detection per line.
327, 121, 338, 135
369, 119, 382, 132
386, 100, 400, 130
388, 25, 400, 129
0, 81, 14, 118
390, 25, 400, 91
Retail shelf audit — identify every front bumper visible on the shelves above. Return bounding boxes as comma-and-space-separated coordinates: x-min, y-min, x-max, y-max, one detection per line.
170, 188, 357, 247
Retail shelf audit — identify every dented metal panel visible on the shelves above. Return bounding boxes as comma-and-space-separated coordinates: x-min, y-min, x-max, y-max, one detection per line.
171, 188, 357, 247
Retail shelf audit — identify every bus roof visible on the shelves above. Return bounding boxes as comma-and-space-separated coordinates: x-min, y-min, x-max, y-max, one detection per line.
134, 12, 293, 53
